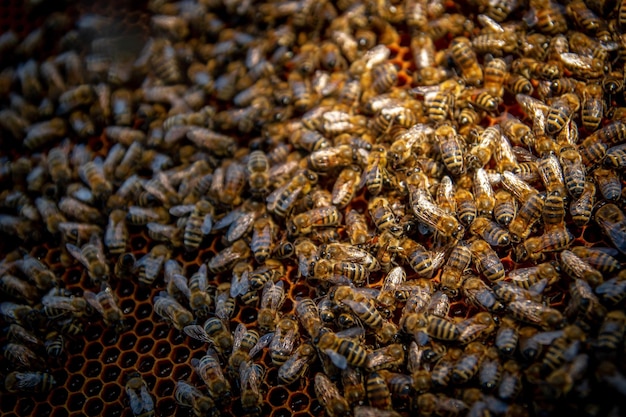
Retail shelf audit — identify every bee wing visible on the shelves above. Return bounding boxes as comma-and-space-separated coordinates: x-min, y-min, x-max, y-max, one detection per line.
477, 14, 504, 32
415, 330, 430, 346
226, 210, 257, 242
336, 326, 365, 339
201, 214, 213, 235
169, 204, 195, 217
183, 325, 212, 343
380, 266, 406, 295
83, 290, 104, 315
140, 385, 154, 412
231, 270, 250, 297
127, 388, 143, 415
232, 323, 247, 352
528, 278, 548, 297
213, 208, 241, 231
325, 348, 348, 370
532, 330, 565, 345
65, 243, 89, 268
172, 274, 192, 299
249, 332, 274, 358
564, 340, 581, 362
15, 372, 44, 389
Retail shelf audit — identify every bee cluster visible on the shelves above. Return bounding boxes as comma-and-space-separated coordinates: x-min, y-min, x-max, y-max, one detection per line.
1, 0, 626, 416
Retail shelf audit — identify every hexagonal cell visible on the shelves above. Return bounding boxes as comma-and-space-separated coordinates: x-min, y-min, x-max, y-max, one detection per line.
172, 346, 190, 363
101, 328, 121, 347
66, 374, 85, 393
85, 397, 104, 416
84, 379, 103, 397
50, 407, 69, 417
0, 390, 17, 411
120, 298, 135, 313
268, 386, 289, 407
290, 283, 312, 299
138, 356, 155, 374
15, 398, 35, 416
135, 319, 154, 337
102, 364, 121, 383
84, 342, 103, 360
49, 387, 68, 406
172, 364, 192, 381
156, 398, 176, 417
119, 350, 139, 369
289, 393, 310, 412
118, 279, 136, 298
154, 359, 173, 378
155, 378, 174, 397
134, 283, 153, 302
239, 306, 259, 324
137, 336, 155, 354
66, 337, 85, 355
130, 234, 147, 251
85, 324, 103, 342
65, 269, 83, 285
119, 332, 137, 351
154, 340, 172, 358
153, 323, 171, 339
102, 382, 122, 403
101, 402, 123, 417
168, 329, 186, 345
135, 302, 153, 321
83, 360, 103, 378
67, 392, 86, 412
102, 347, 121, 364
271, 407, 291, 417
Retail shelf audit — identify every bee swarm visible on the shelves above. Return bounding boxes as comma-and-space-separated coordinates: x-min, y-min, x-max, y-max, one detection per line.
1, 0, 626, 417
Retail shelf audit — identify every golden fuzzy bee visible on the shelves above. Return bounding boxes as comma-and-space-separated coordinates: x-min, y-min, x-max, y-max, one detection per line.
407, 176, 464, 239
287, 206, 342, 237
84, 283, 125, 332
228, 323, 273, 374
257, 280, 286, 333
174, 381, 218, 417
316, 327, 368, 370
315, 372, 351, 417
470, 239, 505, 281
449, 36, 483, 86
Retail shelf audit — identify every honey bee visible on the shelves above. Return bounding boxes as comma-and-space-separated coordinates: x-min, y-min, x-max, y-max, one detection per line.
436, 125, 465, 176
368, 197, 402, 237
153, 291, 193, 331
185, 127, 237, 158
594, 168, 621, 201
559, 250, 603, 287
508, 192, 545, 243
267, 169, 318, 217
84, 283, 125, 331
5, 371, 56, 394
124, 372, 155, 417
430, 347, 463, 387
295, 297, 323, 339
449, 36, 483, 86
66, 234, 109, 285
452, 188, 476, 227
508, 298, 565, 330
174, 380, 218, 417
103, 209, 128, 255
567, 181, 594, 227
79, 157, 113, 202
23, 117, 67, 150
466, 126, 498, 170
463, 275, 504, 312
228, 323, 273, 374
365, 344, 405, 374
314, 372, 351, 417
541, 190, 566, 229
173, 200, 214, 252
238, 360, 264, 413
571, 246, 620, 274
208, 240, 251, 273
316, 327, 368, 370
470, 239, 505, 281
439, 243, 471, 298
2, 342, 45, 370
276, 342, 316, 386
360, 147, 390, 196
559, 52, 604, 79
270, 316, 299, 366
364, 371, 392, 410
135, 245, 170, 286
408, 177, 464, 239
451, 342, 487, 385
516, 227, 574, 263
470, 217, 511, 247
596, 310, 626, 351
180, 265, 214, 318
287, 206, 342, 237
332, 165, 361, 208
509, 262, 561, 290
191, 348, 231, 403
257, 280, 286, 333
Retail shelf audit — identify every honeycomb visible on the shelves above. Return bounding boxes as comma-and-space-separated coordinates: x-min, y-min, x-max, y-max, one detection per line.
1, 0, 626, 417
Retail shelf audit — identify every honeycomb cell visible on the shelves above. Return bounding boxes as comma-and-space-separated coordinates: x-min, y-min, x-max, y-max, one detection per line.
65, 269, 83, 285
83, 360, 103, 378
120, 299, 135, 314
172, 364, 192, 381
67, 393, 86, 412
85, 397, 104, 416
119, 333, 137, 351
135, 303, 153, 320
67, 355, 85, 373
119, 350, 139, 369
290, 283, 311, 299
66, 374, 85, 393
118, 279, 136, 298
154, 359, 173, 378
85, 342, 104, 359
84, 379, 103, 397
102, 364, 121, 383
50, 408, 69, 417
289, 393, 309, 412
269, 386, 289, 407
15, 398, 35, 416
102, 347, 120, 364
50, 387, 68, 406
157, 398, 177, 416
155, 378, 174, 396
102, 382, 122, 403
138, 356, 156, 373
272, 407, 292, 417
239, 306, 258, 324
135, 319, 154, 336
172, 346, 190, 363
85, 325, 103, 343
102, 403, 123, 417
153, 323, 170, 340
136, 336, 155, 354
130, 235, 147, 250
154, 340, 171, 358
